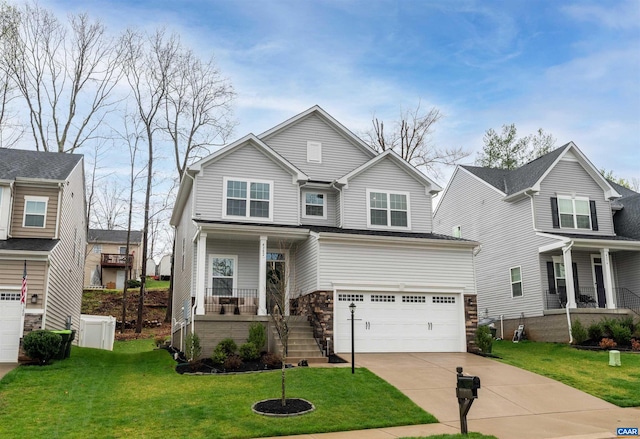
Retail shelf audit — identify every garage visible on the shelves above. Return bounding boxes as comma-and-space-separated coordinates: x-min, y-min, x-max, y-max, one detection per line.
0, 292, 22, 363
334, 291, 465, 353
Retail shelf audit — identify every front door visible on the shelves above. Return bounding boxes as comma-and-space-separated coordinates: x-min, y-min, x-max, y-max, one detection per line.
592, 257, 606, 308
266, 252, 287, 315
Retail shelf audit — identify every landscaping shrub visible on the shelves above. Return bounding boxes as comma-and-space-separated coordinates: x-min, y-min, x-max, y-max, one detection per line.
600, 317, 620, 338
223, 354, 243, 370
247, 322, 266, 351
217, 338, 237, 355
22, 330, 62, 365
185, 332, 202, 361
262, 352, 282, 368
632, 339, 640, 352
211, 347, 227, 366
239, 342, 260, 362
599, 338, 617, 349
571, 319, 587, 345
127, 279, 141, 288
587, 321, 603, 341
610, 324, 632, 347
475, 325, 493, 353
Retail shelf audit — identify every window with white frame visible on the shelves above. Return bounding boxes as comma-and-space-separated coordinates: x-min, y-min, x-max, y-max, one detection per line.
23, 196, 48, 228
452, 225, 462, 238
307, 141, 321, 163
553, 256, 566, 293
558, 196, 591, 229
367, 189, 410, 228
303, 192, 325, 218
211, 255, 236, 295
223, 178, 272, 220
92, 244, 102, 254
510, 266, 523, 297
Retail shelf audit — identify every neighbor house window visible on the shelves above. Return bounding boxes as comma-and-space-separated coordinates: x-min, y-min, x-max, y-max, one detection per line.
211, 255, 236, 295
510, 266, 523, 297
23, 196, 48, 228
558, 196, 591, 229
307, 141, 321, 163
452, 225, 462, 238
303, 192, 325, 218
223, 178, 273, 220
367, 189, 410, 228
92, 245, 102, 254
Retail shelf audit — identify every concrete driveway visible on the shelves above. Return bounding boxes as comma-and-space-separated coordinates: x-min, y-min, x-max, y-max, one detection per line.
355, 352, 639, 439
0, 363, 18, 380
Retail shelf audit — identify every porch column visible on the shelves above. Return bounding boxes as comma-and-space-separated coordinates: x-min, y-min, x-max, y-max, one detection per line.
563, 246, 577, 309
258, 235, 268, 316
195, 232, 207, 315
601, 248, 616, 309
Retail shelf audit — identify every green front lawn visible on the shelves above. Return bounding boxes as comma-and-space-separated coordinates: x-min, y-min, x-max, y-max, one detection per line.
492, 340, 640, 407
0, 340, 436, 438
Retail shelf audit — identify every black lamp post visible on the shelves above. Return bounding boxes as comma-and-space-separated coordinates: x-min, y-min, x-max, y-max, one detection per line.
349, 302, 356, 374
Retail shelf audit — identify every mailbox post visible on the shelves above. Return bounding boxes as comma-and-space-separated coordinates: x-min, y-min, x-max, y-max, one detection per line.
456, 366, 480, 434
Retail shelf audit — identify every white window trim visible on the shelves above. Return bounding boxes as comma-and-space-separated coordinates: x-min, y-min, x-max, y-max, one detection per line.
452, 225, 462, 238
307, 141, 322, 163
302, 191, 327, 219
23, 195, 48, 228
366, 188, 411, 230
510, 266, 523, 298
222, 177, 274, 222
209, 254, 238, 296
557, 195, 591, 230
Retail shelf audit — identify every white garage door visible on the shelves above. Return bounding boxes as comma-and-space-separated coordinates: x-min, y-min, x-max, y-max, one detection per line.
334, 292, 464, 353
0, 292, 23, 363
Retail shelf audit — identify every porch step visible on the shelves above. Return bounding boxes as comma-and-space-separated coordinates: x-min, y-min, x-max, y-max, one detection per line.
271, 316, 326, 363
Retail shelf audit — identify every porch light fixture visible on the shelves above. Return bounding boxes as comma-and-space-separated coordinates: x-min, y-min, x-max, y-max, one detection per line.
31, 294, 38, 304
349, 302, 356, 374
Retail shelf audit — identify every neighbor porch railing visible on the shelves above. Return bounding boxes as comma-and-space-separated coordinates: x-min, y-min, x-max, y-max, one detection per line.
544, 287, 598, 310
615, 287, 640, 316
204, 288, 258, 315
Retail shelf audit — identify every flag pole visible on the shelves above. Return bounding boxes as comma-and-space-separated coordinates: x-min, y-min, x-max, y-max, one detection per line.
20, 260, 27, 338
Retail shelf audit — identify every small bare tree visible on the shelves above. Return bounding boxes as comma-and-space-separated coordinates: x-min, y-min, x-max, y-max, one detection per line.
365, 101, 469, 179
90, 179, 128, 230
0, 2, 23, 148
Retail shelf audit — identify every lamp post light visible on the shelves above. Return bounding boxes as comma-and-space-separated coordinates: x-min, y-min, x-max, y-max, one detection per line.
349, 302, 356, 374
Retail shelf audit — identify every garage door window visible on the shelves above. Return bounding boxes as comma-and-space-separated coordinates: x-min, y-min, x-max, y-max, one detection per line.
338, 293, 363, 302
371, 294, 395, 302
402, 295, 426, 303
0, 292, 20, 301
433, 296, 455, 303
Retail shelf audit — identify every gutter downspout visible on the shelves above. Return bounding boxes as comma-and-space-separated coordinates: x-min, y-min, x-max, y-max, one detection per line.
563, 241, 575, 344
54, 182, 63, 239
7, 181, 15, 238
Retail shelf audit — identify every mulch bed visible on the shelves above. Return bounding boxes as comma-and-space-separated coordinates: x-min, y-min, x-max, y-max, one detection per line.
252, 398, 315, 416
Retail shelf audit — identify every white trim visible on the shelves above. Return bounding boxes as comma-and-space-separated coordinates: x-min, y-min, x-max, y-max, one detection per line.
222, 177, 274, 222
22, 195, 49, 228
306, 141, 322, 163
209, 254, 238, 296
0, 185, 9, 240
509, 266, 523, 298
590, 254, 604, 307
301, 191, 327, 219
331, 280, 467, 293
258, 236, 267, 316
366, 188, 412, 230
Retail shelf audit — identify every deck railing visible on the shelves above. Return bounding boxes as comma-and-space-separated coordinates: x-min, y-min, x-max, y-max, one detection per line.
204, 288, 258, 315
545, 286, 640, 313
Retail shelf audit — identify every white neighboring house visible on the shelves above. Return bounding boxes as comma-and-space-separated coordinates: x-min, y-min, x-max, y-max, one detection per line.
170, 105, 479, 358
433, 142, 640, 341
158, 254, 172, 280
0, 149, 86, 363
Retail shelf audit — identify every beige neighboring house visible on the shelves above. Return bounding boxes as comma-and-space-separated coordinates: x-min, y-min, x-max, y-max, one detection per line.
85, 229, 143, 289
0, 148, 86, 363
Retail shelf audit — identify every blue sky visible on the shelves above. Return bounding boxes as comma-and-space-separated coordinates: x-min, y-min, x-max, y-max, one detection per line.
33, 0, 640, 186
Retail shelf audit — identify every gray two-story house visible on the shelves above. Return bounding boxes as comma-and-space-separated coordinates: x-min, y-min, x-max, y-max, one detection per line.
434, 142, 640, 342
0, 149, 86, 363
170, 106, 479, 358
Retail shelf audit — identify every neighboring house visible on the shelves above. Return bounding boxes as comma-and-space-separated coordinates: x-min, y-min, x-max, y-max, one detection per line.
434, 142, 640, 341
0, 148, 86, 363
146, 258, 158, 278
170, 106, 479, 357
85, 229, 143, 289
158, 254, 172, 280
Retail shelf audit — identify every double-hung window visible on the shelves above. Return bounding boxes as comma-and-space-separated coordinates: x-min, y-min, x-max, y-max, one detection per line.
223, 178, 273, 221
367, 189, 410, 229
510, 266, 523, 298
211, 255, 236, 295
558, 196, 591, 229
303, 192, 325, 218
23, 196, 48, 228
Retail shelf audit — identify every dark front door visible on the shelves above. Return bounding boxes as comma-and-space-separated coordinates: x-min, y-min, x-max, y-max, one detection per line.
593, 259, 606, 308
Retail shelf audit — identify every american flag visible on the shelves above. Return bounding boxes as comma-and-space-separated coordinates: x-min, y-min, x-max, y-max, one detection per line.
21, 260, 27, 305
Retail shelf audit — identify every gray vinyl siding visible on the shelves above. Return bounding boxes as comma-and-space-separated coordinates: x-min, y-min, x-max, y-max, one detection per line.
205, 239, 260, 291
614, 251, 640, 296
300, 190, 337, 227
45, 160, 85, 331
11, 185, 59, 239
172, 190, 196, 324
292, 236, 319, 296
342, 158, 432, 233
536, 159, 615, 235
434, 168, 552, 319
194, 143, 299, 225
317, 239, 475, 293
261, 113, 373, 181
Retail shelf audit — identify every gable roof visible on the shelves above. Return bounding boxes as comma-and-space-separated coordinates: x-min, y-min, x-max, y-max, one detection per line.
88, 229, 143, 244
0, 148, 82, 182
258, 105, 377, 159
614, 192, 640, 239
336, 149, 443, 194
460, 142, 621, 201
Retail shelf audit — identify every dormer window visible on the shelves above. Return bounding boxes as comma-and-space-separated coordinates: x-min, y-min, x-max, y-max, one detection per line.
558, 196, 591, 229
307, 141, 321, 163
303, 192, 326, 218
223, 178, 273, 221
23, 196, 48, 228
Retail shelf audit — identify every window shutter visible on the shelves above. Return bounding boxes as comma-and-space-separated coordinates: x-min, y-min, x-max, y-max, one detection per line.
550, 197, 559, 228
589, 200, 598, 231
546, 261, 556, 293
